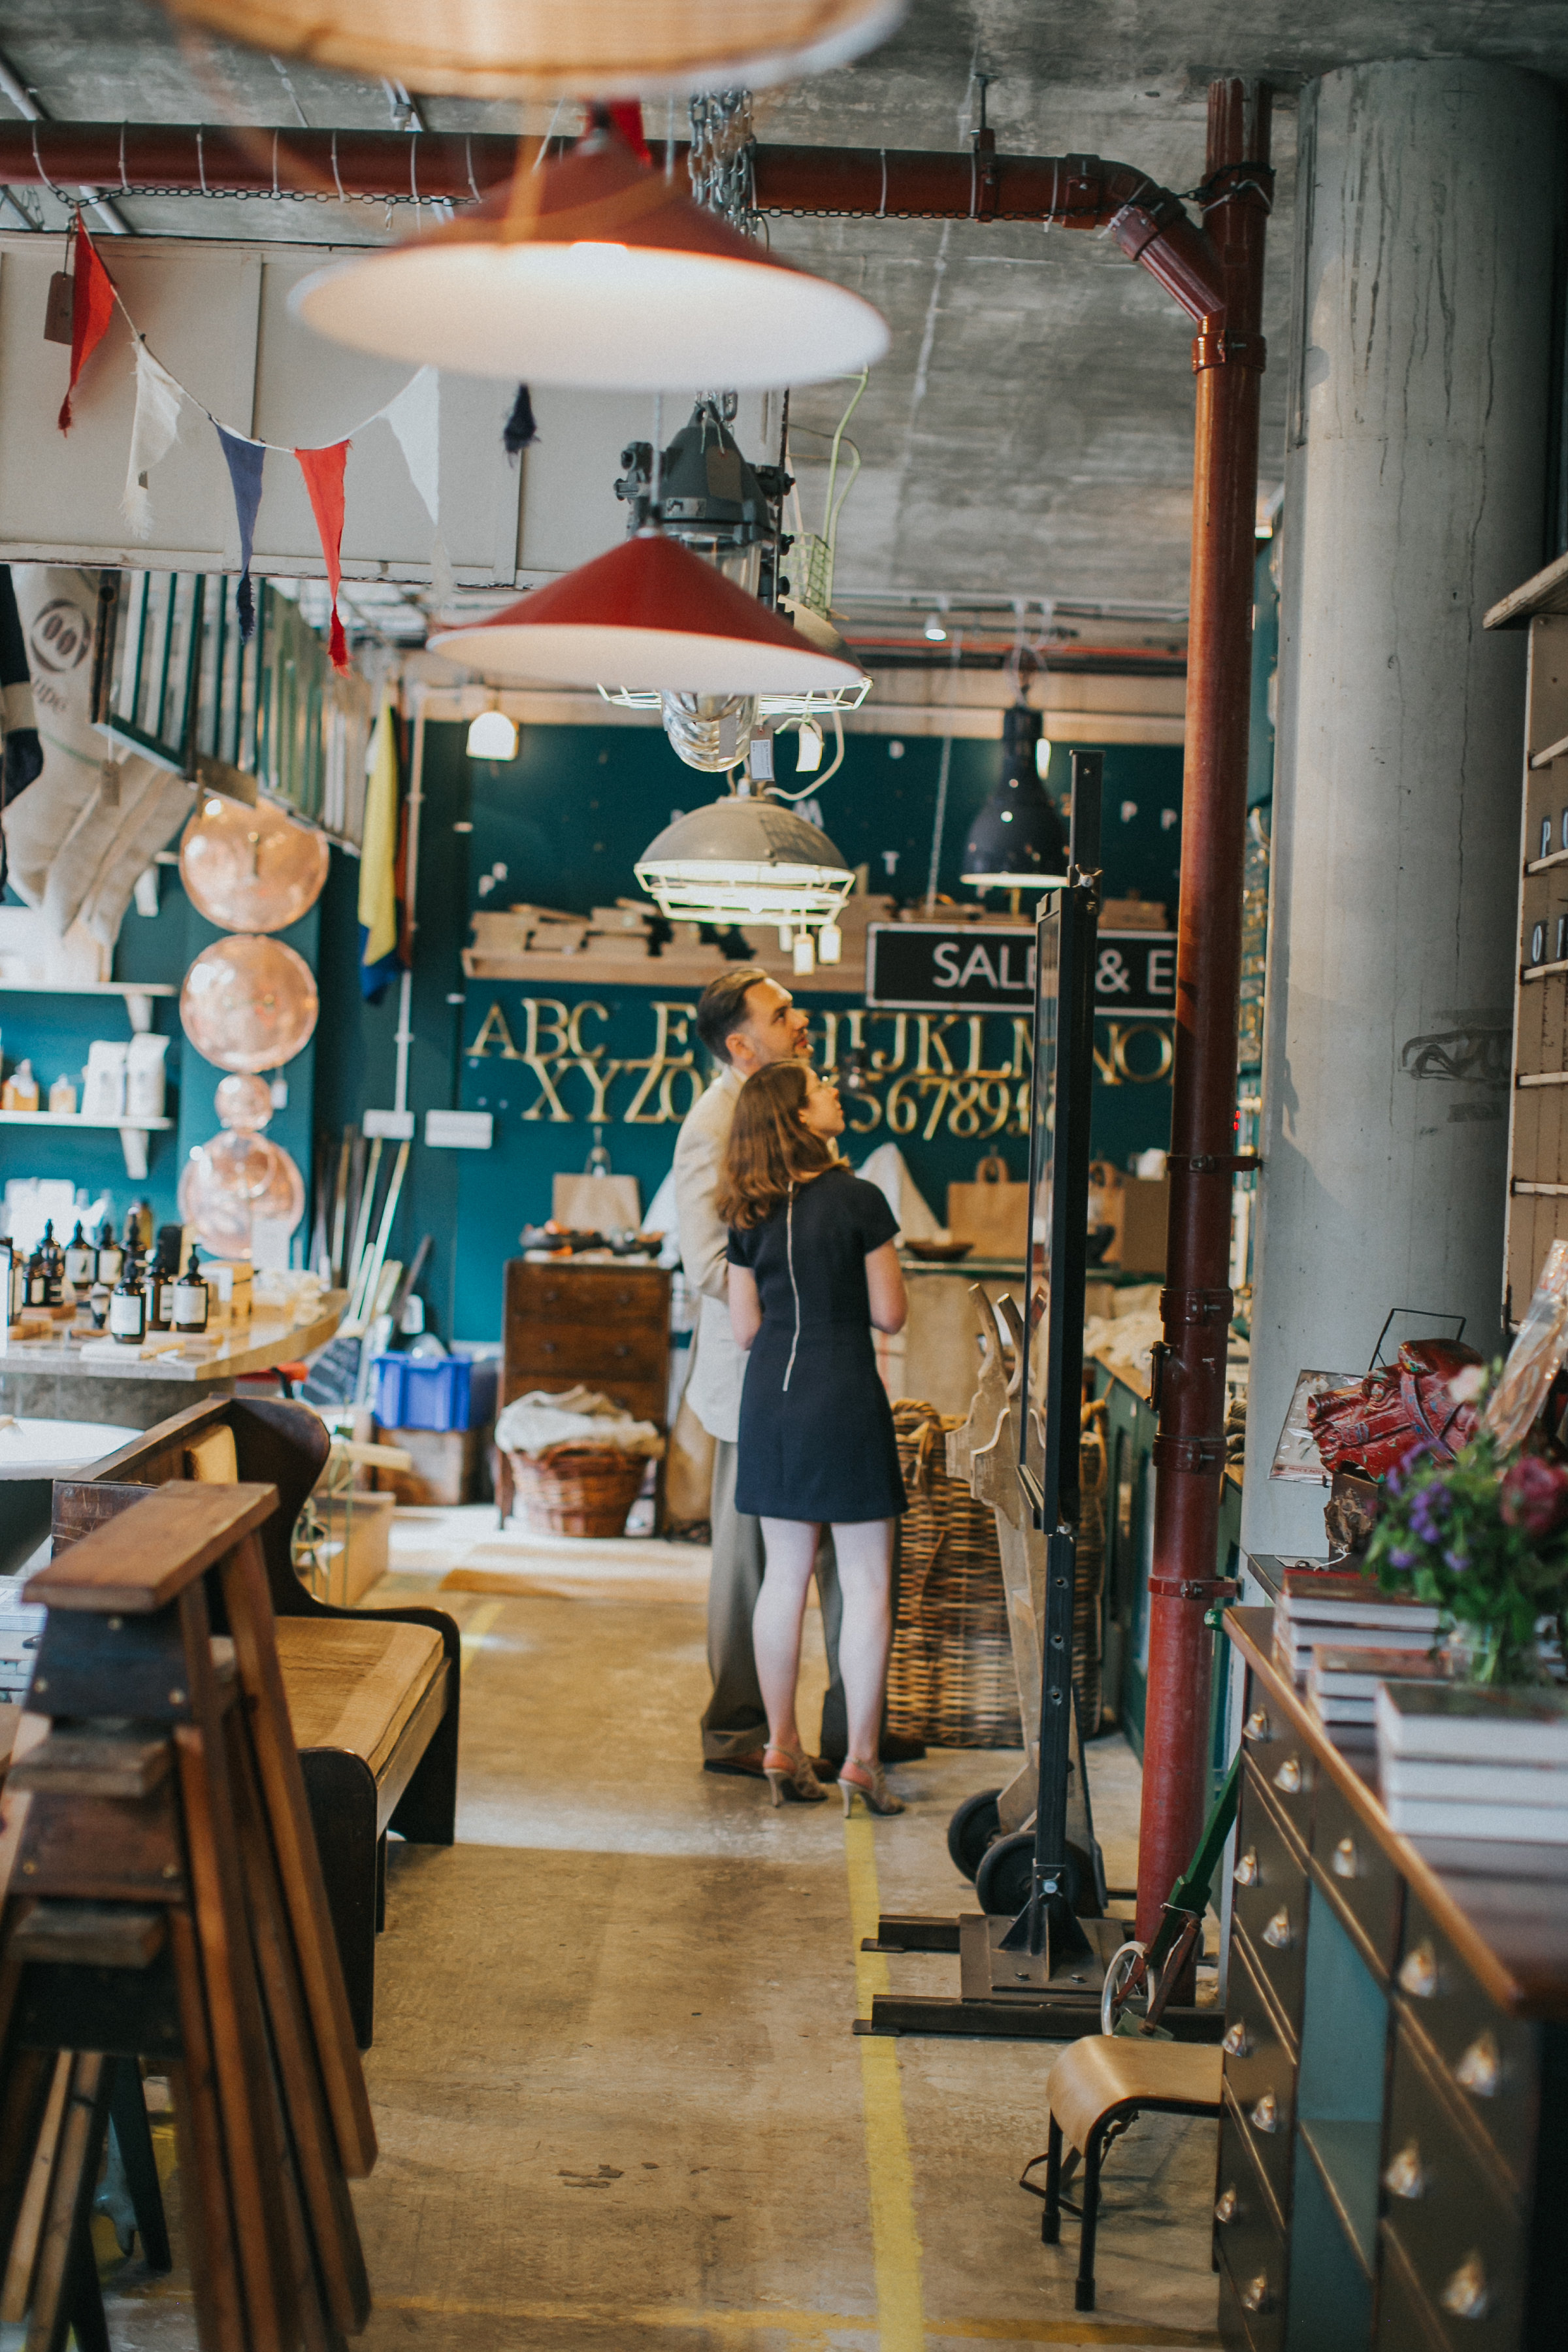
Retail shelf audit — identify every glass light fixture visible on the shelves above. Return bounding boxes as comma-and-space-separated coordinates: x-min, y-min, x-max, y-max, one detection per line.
430, 531, 868, 698
817, 919, 843, 964
961, 704, 1071, 892
466, 708, 519, 761
166, 0, 906, 98
635, 786, 853, 932
293, 120, 887, 392
794, 719, 825, 773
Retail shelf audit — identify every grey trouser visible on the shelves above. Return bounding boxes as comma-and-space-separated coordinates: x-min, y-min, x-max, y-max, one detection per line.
700, 1435, 847, 1761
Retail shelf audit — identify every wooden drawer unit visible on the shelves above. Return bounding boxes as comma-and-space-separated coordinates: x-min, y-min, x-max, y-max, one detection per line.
1395, 1897, 1541, 2190
1222, 1933, 1298, 2223
1240, 1666, 1315, 1847
1234, 1763, 1310, 2042
1312, 1769, 1403, 1982
1380, 2023, 1525, 2352
1215, 2093, 1287, 2352
509, 1317, 668, 1384
498, 1259, 673, 1527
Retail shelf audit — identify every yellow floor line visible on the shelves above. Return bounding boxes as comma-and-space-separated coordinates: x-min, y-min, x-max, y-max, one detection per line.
457, 1597, 505, 1673
844, 1803, 927, 2352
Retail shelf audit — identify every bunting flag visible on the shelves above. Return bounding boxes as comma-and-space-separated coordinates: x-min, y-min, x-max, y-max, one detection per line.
384, 367, 454, 606
295, 441, 350, 672
358, 697, 404, 1003
57, 216, 116, 434
215, 425, 266, 640
121, 342, 184, 538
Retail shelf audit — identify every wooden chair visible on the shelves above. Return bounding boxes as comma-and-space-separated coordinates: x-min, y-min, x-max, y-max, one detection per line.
50, 1394, 460, 2048
1022, 2035, 1223, 2312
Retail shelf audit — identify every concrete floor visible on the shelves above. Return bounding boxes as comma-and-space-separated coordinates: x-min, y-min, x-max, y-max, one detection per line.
99, 1506, 1222, 2352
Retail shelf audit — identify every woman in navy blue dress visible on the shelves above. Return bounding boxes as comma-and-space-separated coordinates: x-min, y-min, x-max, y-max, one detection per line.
720, 1062, 908, 1817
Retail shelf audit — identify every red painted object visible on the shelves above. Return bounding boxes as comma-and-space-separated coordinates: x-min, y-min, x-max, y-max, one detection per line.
1308, 1341, 1482, 1480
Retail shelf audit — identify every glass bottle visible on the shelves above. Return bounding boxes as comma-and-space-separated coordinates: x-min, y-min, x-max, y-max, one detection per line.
24, 1245, 48, 1309
63, 1220, 95, 1289
95, 1219, 123, 1286
172, 1249, 209, 1335
110, 1253, 146, 1346
144, 1248, 171, 1333
40, 1221, 63, 1307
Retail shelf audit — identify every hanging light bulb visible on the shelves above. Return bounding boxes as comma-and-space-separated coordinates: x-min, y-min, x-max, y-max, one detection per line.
961, 705, 1071, 892
636, 784, 853, 933
794, 719, 825, 773
167, 0, 906, 99
1035, 734, 1054, 780
817, 919, 843, 964
793, 933, 817, 975
430, 531, 867, 698
293, 118, 887, 392
466, 707, 519, 761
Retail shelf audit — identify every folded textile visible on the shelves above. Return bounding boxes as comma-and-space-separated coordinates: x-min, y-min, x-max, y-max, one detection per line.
495, 1386, 665, 1460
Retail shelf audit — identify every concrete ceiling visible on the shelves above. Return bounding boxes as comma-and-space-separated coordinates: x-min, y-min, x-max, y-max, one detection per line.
0, 0, 1564, 631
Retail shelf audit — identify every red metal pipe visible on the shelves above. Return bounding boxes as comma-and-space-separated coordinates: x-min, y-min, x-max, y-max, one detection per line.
1134, 79, 1272, 1951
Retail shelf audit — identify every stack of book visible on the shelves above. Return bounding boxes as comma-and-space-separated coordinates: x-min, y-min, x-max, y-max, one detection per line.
1307, 1646, 1451, 1740
1376, 1683, 1568, 1867
1273, 1569, 1442, 1682
0, 1575, 43, 1707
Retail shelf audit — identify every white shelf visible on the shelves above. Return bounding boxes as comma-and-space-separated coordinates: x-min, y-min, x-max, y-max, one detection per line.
0, 1109, 173, 1180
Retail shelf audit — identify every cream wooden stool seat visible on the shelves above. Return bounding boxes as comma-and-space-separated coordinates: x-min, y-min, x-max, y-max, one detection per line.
1025, 2034, 1223, 2311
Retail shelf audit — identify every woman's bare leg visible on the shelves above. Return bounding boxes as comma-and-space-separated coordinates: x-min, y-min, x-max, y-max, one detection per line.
830, 1519, 895, 1763
754, 1518, 823, 1754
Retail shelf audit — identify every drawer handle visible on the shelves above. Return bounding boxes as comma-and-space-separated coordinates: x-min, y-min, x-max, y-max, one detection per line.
1233, 1848, 1259, 1887
1331, 1836, 1358, 1880
1398, 1940, 1439, 1999
1221, 2021, 1251, 2058
614, 1344, 630, 1358
1243, 1707, 1270, 1743
1383, 2141, 1426, 2200
1439, 2254, 1490, 2321
1262, 1908, 1293, 1951
1273, 1756, 1303, 1795
1249, 2090, 1279, 2134
1214, 2186, 1239, 2225
1454, 2031, 1501, 2099
1238, 2275, 1274, 2315
542, 1341, 559, 1355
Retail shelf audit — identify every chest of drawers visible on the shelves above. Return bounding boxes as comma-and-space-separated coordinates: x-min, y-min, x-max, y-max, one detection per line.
1217, 1610, 1568, 2352
496, 1260, 672, 1527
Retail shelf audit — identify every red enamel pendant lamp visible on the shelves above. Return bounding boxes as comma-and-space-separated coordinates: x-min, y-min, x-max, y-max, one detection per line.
291, 123, 887, 391
429, 531, 868, 696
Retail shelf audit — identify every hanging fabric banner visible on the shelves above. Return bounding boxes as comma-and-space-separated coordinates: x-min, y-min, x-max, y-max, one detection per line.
57, 216, 116, 434
121, 342, 184, 538
295, 441, 351, 673
215, 425, 266, 640
358, 696, 404, 1004
384, 368, 454, 607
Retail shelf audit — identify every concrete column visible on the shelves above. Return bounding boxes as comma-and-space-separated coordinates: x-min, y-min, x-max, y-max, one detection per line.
1243, 60, 1561, 1556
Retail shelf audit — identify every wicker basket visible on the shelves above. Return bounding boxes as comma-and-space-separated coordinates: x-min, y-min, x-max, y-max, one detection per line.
887, 1399, 1022, 1749
510, 1443, 647, 1538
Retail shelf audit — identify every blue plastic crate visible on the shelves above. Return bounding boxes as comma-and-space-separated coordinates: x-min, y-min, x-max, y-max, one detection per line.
370, 1354, 497, 1432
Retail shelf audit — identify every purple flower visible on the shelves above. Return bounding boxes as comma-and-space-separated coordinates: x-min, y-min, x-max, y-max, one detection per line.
1443, 1546, 1468, 1573
1501, 1456, 1568, 1539
1389, 1546, 1417, 1571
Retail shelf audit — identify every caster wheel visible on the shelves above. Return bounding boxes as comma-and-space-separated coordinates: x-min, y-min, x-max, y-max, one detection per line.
1100, 1938, 1149, 2034
975, 1835, 1089, 1921
946, 1788, 1002, 1883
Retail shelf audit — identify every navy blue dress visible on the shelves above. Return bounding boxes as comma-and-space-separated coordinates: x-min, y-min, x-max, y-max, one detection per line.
727, 1166, 907, 1524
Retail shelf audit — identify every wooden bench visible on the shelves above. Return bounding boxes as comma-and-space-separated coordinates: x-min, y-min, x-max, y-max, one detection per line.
49, 1392, 460, 2049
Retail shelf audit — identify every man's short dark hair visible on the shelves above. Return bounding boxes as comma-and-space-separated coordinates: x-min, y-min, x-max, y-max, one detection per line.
696, 968, 770, 1064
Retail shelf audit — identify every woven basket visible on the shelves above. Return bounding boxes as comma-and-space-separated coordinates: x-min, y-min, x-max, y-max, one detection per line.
510, 1443, 647, 1538
887, 1399, 1022, 1749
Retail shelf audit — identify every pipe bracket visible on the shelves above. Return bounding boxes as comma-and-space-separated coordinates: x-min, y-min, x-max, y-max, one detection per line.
1159, 1286, 1233, 1326
1151, 1435, 1228, 1476
1192, 330, 1267, 373
1166, 1153, 1260, 1175
1149, 1574, 1238, 1602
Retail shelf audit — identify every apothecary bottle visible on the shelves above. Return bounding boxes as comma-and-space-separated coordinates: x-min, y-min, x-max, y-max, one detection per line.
110, 1254, 147, 1346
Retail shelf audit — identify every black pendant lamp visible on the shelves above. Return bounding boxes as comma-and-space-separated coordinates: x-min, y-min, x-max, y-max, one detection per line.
961, 703, 1070, 891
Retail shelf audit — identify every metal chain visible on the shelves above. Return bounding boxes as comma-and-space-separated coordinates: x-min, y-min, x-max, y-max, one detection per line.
687, 90, 760, 239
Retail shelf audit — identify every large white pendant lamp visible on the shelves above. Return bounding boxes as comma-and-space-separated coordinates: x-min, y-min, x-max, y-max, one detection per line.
291, 122, 887, 391
429, 531, 868, 697
166, 0, 906, 98
635, 789, 854, 936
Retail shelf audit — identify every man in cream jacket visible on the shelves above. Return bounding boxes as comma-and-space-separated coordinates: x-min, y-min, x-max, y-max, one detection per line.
675, 968, 847, 1771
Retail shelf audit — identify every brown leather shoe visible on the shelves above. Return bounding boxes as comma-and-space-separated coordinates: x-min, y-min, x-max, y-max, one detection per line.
703, 1752, 766, 1778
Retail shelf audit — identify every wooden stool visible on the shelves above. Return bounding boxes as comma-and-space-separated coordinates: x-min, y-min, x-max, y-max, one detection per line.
1024, 2035, 1222, 2311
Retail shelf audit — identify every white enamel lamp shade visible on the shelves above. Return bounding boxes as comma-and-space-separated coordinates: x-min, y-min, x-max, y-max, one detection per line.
429, 532, 869, 697
635, 793, 853, 929
291, 129, 887, 391
165, 0, 906, 99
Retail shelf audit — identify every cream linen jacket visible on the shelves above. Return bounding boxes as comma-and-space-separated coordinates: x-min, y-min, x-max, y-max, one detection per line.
674, 1063, 746, 1444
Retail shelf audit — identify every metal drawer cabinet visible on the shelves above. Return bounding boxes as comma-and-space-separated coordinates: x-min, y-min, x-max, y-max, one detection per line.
1376, 2229, 1456, 2352
1215, 2094, 1287, 2352
1395, 1897, 1541, 2193
1311, 1769, 1402, 1980
1379, 2021, 1524, 2352
1241, 1667, 1315, 1848
1222, 1933, 1298, 2225
1233, 1764, 1310, 2042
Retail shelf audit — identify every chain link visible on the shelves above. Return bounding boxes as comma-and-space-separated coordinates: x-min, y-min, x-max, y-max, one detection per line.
687, 90, 760, 239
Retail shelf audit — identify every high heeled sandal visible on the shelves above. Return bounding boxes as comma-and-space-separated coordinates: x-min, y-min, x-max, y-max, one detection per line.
762, 1744, 827, 1806
839, 1756, 904, 1817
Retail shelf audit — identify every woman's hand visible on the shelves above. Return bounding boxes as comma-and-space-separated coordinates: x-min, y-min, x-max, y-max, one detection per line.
728, 1262, 762, 1350
865, 1241, 907, 1335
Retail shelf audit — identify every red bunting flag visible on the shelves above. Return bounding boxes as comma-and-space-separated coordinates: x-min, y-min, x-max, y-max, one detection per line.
57, 216, 116, 434
295, 440, 350, 672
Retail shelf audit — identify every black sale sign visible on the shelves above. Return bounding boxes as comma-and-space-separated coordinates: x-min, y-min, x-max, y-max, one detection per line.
866, 923, 1176, 1016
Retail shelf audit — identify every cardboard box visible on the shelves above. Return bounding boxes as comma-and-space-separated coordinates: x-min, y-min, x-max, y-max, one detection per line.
1115, 1177, 1169, 1274
372, 1423, 487, 1506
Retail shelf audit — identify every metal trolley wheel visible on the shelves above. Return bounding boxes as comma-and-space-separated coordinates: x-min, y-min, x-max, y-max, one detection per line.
974, 1833, 1098, 1921
1099, 1938, 1151, 2035
946, 1788, 1002, 1883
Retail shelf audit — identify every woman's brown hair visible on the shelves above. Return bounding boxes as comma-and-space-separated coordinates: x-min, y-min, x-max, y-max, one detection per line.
717, 1062, 845, 1229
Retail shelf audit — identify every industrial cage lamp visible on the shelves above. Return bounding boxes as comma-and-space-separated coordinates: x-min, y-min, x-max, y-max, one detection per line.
961, 703, 1071, 892
634, 780, 853, 967
293, 118, 887, 393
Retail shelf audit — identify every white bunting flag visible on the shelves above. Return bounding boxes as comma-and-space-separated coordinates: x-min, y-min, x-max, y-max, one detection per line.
385, 365, 454, 610
120, 341, 184, 538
